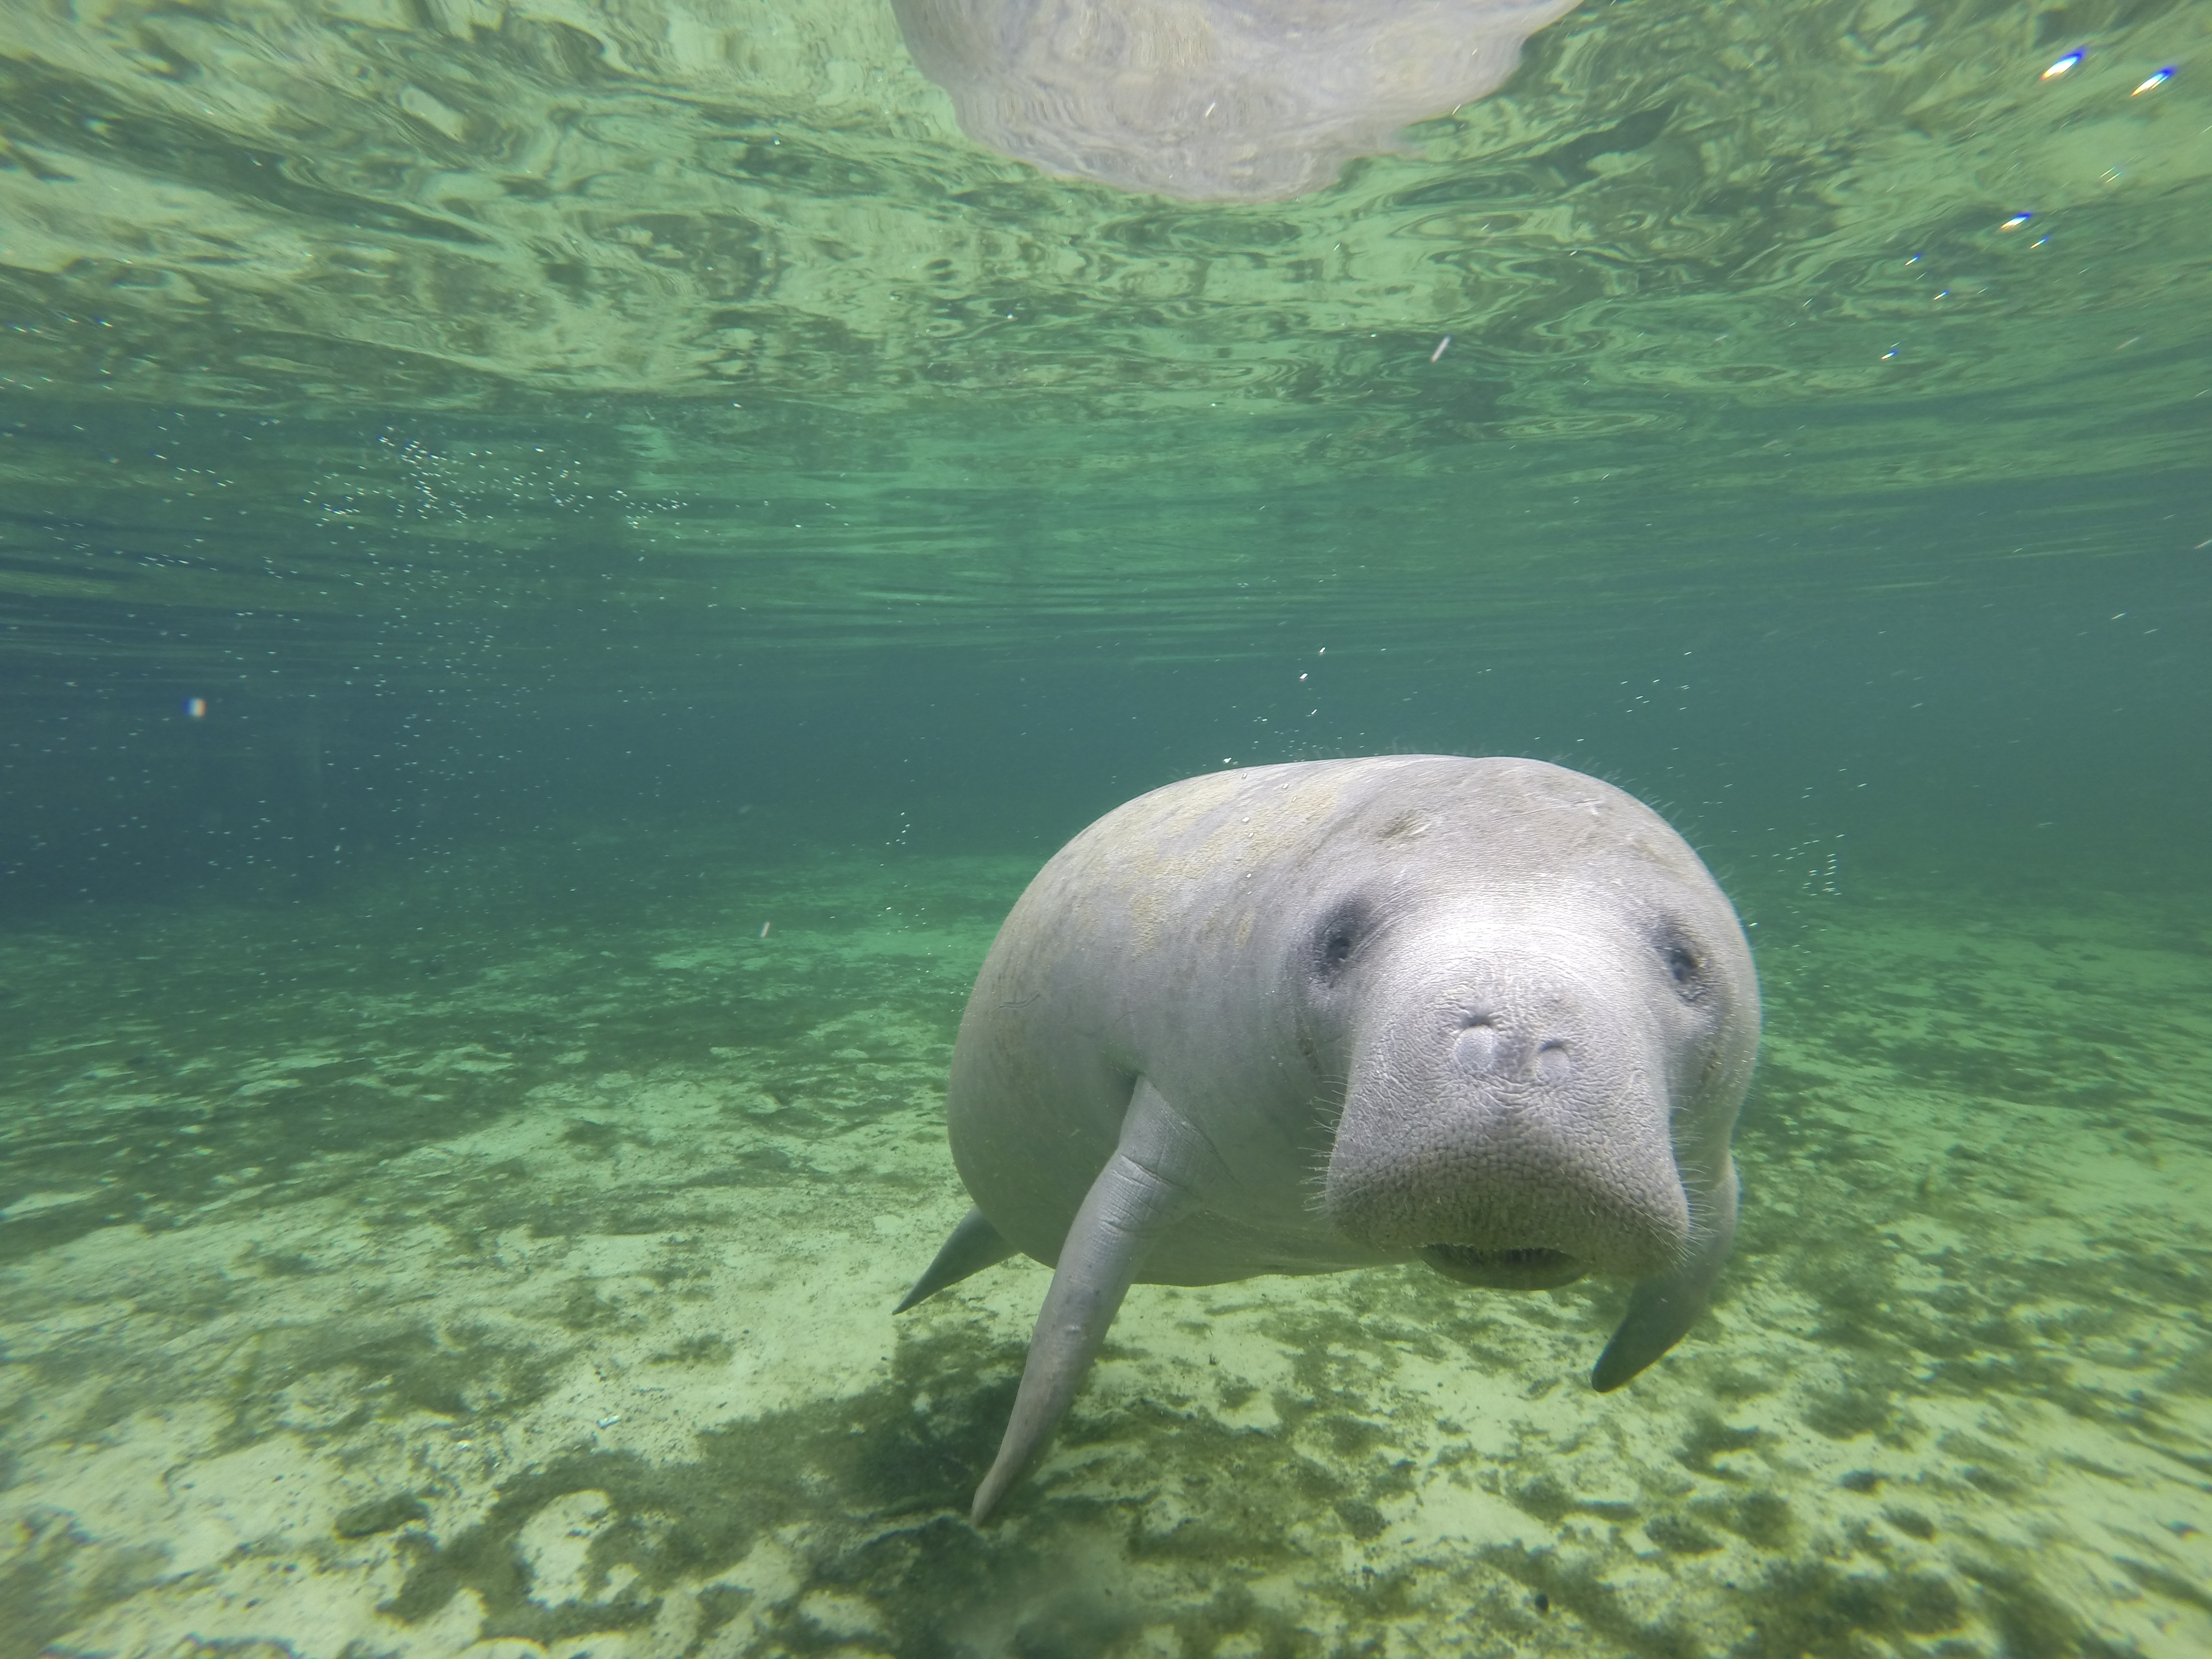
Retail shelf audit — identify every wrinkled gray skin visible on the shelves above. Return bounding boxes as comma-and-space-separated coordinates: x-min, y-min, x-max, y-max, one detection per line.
897, 756, 1759, 1523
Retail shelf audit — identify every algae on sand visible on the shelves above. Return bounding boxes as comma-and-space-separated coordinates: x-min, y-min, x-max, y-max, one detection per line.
1, 830, 2208, 1657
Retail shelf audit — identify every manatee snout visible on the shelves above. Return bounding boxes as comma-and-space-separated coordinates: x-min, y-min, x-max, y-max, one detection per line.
1323, 952, 1693, 1286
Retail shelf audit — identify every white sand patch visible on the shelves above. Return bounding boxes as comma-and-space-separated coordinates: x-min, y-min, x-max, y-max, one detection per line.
515, 1489, 620, 1607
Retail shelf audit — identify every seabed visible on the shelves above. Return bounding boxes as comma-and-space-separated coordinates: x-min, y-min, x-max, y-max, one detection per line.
2, 831, 2208, 1659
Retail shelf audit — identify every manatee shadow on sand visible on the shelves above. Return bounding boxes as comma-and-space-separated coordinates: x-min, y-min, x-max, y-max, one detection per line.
890, 0, 1585, 201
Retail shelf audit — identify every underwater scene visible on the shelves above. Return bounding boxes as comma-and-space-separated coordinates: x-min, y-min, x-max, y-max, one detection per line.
2, 2, 2208, 1657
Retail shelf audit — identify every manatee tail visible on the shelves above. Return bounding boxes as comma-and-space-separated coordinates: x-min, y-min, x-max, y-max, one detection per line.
895, 1206, 1019, 1313
1592, 1154, 1739, 1391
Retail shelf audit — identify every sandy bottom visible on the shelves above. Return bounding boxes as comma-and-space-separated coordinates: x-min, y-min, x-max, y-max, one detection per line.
2, 831, 2208, 1659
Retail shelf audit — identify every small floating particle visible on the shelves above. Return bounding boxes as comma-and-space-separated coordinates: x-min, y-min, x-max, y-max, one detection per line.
1429, 334, 1452, 363
597, 1414, 622, 1428
758, 922, 771, 938
2042, 50, 2083, 80
2132, 67, 2174, 95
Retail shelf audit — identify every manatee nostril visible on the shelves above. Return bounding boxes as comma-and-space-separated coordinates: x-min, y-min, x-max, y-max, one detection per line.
1535, 1039, 1574, 1084
1452, 1022, 1501, 1072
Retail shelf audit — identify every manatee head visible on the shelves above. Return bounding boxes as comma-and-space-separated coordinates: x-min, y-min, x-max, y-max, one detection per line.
1298, 761, 1758, 1296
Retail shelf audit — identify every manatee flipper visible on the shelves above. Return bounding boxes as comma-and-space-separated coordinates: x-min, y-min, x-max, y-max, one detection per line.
896, 1206, 1019, 1313
1593, 1154, 1739, 1392
969, 1078, 1215, 1524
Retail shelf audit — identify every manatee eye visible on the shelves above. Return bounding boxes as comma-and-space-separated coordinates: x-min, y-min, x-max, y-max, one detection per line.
1658, 937, 1706, 998
1312, 904, 1369, 982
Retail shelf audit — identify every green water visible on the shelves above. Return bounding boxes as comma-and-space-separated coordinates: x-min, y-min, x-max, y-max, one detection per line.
2, 2, 2209, 1656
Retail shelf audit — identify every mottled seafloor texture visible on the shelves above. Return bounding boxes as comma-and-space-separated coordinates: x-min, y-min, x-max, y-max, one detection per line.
2, 832, 2207, 1659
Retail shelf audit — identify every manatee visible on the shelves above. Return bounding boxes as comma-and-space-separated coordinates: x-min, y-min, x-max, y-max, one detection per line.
898, 755, 1759, 1522
889, 0, 1587, 202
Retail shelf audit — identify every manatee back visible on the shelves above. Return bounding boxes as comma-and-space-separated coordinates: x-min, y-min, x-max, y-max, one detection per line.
944, 764, 1303, 1264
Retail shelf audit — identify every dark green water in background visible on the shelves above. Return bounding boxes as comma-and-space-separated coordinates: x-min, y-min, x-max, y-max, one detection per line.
3, 0, 2206, 906
2, 3, 2210, 1657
